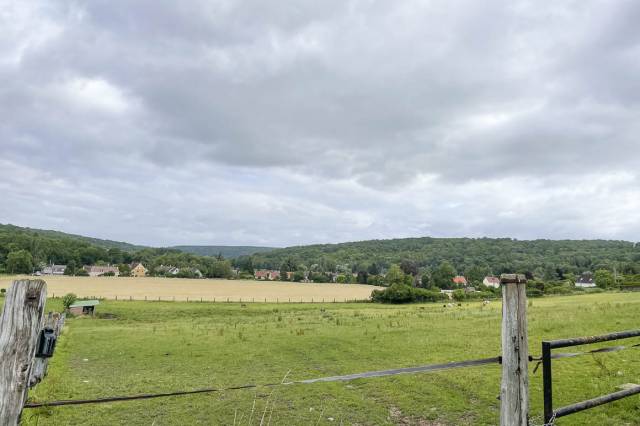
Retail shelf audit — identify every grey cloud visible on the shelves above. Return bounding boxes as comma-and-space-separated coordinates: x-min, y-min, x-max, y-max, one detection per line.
1, 0, 639, 245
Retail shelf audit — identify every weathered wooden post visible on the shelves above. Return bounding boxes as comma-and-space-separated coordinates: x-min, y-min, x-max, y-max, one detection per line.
0, 280, 47, 425
500, 273, 529, 426
29, 312, 65, 387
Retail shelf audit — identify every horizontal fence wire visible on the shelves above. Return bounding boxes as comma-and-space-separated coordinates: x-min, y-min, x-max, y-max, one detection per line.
532, 341, 640, 373
24, 342, 640, 409
24, 356, 501, 408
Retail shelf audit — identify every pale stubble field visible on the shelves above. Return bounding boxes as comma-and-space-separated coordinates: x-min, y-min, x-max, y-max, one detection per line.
0, 275, 380, 302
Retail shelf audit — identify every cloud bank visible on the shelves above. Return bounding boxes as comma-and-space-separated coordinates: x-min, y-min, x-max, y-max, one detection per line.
1, 0, 639, 246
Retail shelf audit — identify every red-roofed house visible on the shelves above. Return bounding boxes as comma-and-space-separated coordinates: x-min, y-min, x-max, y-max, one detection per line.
452, 275, 468, 286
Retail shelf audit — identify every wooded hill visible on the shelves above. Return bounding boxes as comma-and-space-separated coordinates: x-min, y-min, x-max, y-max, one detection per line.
172, 245, 276, 258
0, 224, 234, 277
249, 237, 640, 279
2, 223, 640, 282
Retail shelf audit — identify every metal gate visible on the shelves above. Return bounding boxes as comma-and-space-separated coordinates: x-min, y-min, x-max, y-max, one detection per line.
541, 329, 640, 424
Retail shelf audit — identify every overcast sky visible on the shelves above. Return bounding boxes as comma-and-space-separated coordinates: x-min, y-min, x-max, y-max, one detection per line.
1, 1, 639, 247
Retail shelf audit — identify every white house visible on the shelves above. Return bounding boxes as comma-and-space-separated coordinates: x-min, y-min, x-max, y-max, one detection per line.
483, 276, 500, 288
42, 264, 66, 275
575, 274, 596, 288
84, 265, 120, 277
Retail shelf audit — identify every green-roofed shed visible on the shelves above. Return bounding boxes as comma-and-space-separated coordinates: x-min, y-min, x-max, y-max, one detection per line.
69, 300, 99, 316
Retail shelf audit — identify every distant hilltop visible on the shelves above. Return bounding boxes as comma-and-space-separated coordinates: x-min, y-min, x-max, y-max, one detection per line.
0, 223, 276, 259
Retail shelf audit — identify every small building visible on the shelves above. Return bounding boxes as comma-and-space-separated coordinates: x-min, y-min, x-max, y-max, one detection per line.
255, 269, 269, 280
84, 265, 119, 277
452, 276, 468, 286
440, 289, 454, 299
576, 274, 596, 288
130, 262, 148, 277
42, 264, 66, 275
69, 300, 99, 316
483, 276, 500, 288
254, 269, 280, 280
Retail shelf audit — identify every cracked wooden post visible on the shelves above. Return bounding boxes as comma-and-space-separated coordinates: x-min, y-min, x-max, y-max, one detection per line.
500, 273, 528, 426
0, 279, 47, 425
29, 312, 65, 388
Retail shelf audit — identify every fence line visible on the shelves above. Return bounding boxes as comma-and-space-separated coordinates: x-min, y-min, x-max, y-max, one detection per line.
47, 295, 372, 303
23, 355, 502, 408
22, 343, 640, 410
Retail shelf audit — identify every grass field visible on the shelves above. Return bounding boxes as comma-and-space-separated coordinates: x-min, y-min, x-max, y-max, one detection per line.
0, 275, 379, 302
7, 292, 638, 425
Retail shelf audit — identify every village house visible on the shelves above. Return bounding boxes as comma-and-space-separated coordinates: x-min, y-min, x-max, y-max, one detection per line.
130, 262, 148, 277
69, 300, 99, 316
254, 269, 280, 280
452, 275, 468, 286
83, 265, 119, 277
575, 273, 596, 288
41, 264, 66, 275
482, 276, 500, 288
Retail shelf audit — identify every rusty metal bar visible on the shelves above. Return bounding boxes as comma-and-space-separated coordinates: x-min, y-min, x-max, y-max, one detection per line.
547, 329, 640, 349
554, 385, 640, 419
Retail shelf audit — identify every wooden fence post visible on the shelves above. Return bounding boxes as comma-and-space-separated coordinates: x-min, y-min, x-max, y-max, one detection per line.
29, 312, 65, 387
0, 280, 47, 425
500, 273, 529, 426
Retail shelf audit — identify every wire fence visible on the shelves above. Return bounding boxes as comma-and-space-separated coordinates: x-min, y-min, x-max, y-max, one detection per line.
24, 342, 639, 410
49, 294, 371, 303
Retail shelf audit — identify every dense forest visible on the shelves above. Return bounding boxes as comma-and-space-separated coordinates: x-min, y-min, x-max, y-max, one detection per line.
247, 237, 640, 281
173, 245, 276, 258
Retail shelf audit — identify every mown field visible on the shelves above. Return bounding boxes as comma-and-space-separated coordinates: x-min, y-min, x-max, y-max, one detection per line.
4, 292, 636, 425
0, 275, 379, 302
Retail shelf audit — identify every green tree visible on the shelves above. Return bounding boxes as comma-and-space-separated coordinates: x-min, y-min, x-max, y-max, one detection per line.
420, 270, 432, 289
210, 260, 232, 278
367, 262, 380, 275
594, 269, 614, 289
6, 249, 33, 274
385, 264, 406, 286
64, 260, 77, 276
62, 293, 77, 311
118, 263, 131, 277
465, 265, 490, 286
432, 261, 456, 289
400, 260, 418, 276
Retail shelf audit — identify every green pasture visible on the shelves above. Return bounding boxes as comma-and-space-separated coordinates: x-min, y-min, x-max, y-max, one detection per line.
9, 293, 640, 425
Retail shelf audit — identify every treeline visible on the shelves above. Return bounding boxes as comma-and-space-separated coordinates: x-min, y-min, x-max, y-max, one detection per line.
0, 224, 233, 278
246, 237, 640, 285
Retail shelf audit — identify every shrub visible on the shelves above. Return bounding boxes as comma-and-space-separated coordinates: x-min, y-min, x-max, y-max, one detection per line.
75, 269, 89, 277
0, 288, 6, 297
526, 288, 543, 298
452, 289, 466, 301
546, 285, 572, 295
101, 271, 116, 277
62, 293, 77, 311
371, 284, 447, 304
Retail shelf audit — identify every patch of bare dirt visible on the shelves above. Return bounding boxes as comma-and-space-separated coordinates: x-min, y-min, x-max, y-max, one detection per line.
388, 406, 448, 426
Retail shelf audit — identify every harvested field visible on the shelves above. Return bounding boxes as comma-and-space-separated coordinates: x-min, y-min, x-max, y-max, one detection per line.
0, 275, 380, 302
